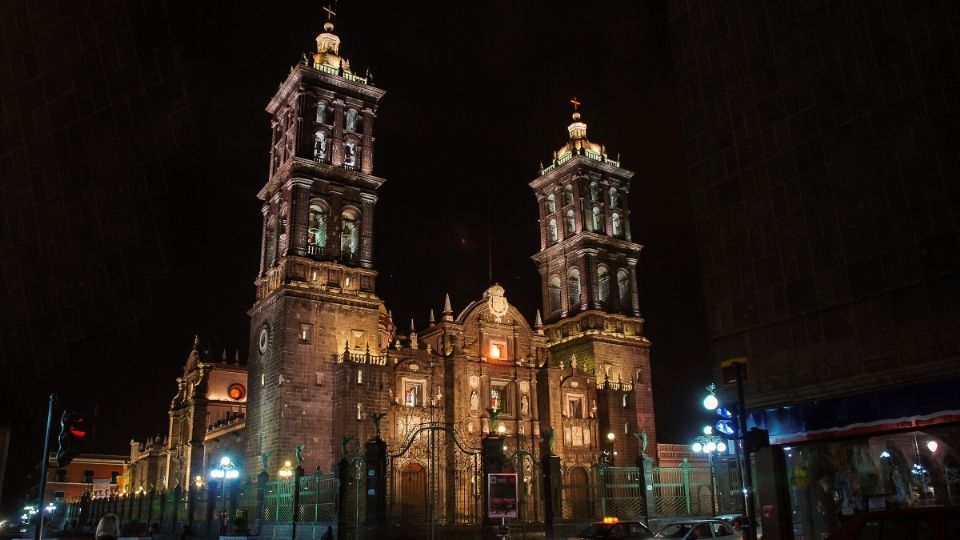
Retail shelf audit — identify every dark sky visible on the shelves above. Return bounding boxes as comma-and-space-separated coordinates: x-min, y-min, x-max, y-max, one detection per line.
0, 0, 710, 509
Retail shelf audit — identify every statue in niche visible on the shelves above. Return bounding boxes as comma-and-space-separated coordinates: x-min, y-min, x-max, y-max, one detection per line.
610, 188, 619, 207
470, 390, 479, 412
520, 394, 529, 416
571, 354, 577, 370
344, 140, 357, 167
314, 131, 327, 161
345, 109, 357, 131
316, 101, 328, 123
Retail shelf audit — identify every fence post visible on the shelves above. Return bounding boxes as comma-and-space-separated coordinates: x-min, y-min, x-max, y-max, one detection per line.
314, 467, 321, 522
171, 485, 181, 534
187, 484, 196, 530
292, 464, 304, 540
256, 470, 268, 535
680, 458, 692, 514
146, 489, 155, 527
207, 480, 218, 532
158, 489, 166, 532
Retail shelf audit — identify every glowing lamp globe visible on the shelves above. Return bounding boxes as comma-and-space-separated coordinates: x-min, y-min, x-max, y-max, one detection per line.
691, 442, 703, 453
703, 394, 719, 410
704, 441, 717, 453
717, 442, 727, 452
703, 425, 713, 435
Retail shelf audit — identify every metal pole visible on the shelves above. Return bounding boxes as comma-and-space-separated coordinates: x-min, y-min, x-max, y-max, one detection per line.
221, 478, 227, 535
708, 453, 717, 517
735, 363, 758, 540
36, 394, 56, 540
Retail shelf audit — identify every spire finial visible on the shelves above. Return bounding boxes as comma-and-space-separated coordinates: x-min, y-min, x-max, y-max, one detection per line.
535, 309, 543, 332
429, 309, 436, 326
322, 3, 337, 31
192, 334, 199, 351
443, 293, 454, 321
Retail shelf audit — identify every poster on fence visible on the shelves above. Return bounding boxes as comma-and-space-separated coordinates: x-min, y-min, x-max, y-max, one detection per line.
487, 473, 518, 518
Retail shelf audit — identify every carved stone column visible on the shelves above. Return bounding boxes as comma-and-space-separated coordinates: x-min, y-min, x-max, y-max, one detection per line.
360, 192, 377, 268
627, 258, 640, 316
361, 108, 375, 174
287, 178, 312, 257
259, 204, 269, 275
332, 98, 345, 166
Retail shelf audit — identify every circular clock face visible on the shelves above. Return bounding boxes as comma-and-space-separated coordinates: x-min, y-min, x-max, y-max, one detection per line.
258, 325, 270, 354
227, 383, 246, 400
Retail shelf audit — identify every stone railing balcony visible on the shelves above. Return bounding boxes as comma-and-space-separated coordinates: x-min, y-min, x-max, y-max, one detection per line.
314, 63, 369, 85
336, 348, 388, 366
597, 378, 634, 392
539, 149, 621, 176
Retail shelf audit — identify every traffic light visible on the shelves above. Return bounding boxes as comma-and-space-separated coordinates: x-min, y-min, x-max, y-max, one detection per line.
56, 410, 89, 467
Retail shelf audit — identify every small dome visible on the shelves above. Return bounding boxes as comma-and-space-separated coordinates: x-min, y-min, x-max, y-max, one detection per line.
556, 112, 603, 159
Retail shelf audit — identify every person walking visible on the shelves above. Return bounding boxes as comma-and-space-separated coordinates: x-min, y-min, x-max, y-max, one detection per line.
95, 514, 120, 540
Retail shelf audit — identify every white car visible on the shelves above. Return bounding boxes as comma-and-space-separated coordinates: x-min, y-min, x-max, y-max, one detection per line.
655, 519, 740, 539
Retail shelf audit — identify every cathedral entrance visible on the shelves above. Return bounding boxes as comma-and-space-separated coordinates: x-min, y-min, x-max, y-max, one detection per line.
387, 421, 482, 529
400, 462, 426, 521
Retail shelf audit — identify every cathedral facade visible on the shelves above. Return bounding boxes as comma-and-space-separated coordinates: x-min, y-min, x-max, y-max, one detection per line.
241, 18, 658, 520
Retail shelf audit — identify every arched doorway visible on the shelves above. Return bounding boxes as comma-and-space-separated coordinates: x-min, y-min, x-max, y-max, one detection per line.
400, 462, 427, 521
568, 467, 591, 518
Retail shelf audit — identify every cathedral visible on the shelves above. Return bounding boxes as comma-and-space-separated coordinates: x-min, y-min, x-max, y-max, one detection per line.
159, 16, 658, 522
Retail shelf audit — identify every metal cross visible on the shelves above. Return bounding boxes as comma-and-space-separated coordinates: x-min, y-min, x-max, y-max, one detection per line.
570, 96, 581, 111
323, 4, 336, 20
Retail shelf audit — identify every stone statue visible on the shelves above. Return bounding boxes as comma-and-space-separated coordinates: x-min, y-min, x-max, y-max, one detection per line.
633, 431, 649, 456
520, 394, 529, 415
294, 444, 305, 466
370, 412, 387, 440
470, 390, 479, 412
542, 427, 556, 455
259, 451, 270, 472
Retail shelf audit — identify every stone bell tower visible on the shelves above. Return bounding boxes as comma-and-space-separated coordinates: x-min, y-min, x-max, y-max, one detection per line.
531, 101, 658, 464
246, 14, 386, 474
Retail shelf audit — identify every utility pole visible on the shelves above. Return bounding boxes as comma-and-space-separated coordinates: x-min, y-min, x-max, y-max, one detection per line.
36, 394, 56, 540
735, 363, 758, 540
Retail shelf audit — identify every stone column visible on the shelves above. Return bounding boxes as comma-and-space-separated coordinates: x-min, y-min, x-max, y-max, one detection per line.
584, 249, 600, 309
359, 193, 377, 269
332, 99, 345, 166
627, 258, 640, 316
259, 205, 269, 275
361, 108, 375, 174
287, 179, 312, 257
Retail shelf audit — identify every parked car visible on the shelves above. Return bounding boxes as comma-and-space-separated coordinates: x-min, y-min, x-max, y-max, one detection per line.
716, 513, 749, 531
825, 506, 960, 539
655, 519, 740, 539
571, 517, 655, 538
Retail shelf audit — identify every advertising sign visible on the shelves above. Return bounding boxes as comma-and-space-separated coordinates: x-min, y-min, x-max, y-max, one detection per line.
487, 473, 518, 518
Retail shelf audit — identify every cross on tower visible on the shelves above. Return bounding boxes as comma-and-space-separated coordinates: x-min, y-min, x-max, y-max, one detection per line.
323, 4, 336, 21
570, 96, 581, 112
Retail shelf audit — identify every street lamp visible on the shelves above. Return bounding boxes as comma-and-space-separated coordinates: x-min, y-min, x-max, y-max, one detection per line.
691, 430, 728, 516
209, 456, 239, 535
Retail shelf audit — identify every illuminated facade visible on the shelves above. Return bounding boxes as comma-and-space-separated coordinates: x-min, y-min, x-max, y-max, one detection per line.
239, 18, 660, 521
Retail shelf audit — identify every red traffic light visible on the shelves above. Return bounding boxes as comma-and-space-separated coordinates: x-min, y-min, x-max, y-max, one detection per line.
68, 416, 88, 438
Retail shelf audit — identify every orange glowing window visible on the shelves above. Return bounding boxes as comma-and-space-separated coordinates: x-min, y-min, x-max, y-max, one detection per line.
227, 384, 246, 400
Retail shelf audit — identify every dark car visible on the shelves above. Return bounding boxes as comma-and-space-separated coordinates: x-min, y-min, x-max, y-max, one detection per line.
716, 513, 749, 531
571, 518, 655, 538
825, 506, 960, 539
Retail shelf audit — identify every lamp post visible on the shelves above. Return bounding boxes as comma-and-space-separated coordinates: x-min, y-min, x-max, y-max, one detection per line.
209, 456, 239, 535
691, 428, 728, 516
703, 381, 756, 540
598, 432, 616, 517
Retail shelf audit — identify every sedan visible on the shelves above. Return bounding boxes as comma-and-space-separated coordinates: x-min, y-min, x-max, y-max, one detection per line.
655, 519, 740, 539
571, 519, 655, 538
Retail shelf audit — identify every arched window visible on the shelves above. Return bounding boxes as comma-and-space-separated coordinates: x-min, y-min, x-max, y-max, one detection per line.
612, 213, 622, 237
565, 210, 576, 236
598, 266, 610, 302
548, 219, 558, 244
617, 270, 630, 307
308, 203, 327, 253
563, 184, 574, 206
609, 188, 619, 207
592, 206, 603, 232
341, 208, 360, 257
568, 269, 581, 308
548, 275, 562, 313
343, 140, 358, 169
546, 194, 556, 213
590, 181, 600, 202
345, 109, 358, 131
313, 131, 328, 162
316, 100, 329, 124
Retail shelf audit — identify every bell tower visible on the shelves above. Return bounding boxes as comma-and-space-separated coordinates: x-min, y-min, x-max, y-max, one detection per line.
531, 101, 658, 464
246, 14, 386, 473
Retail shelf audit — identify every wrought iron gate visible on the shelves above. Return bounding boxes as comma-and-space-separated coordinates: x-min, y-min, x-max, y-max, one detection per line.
386, 421, 482, 527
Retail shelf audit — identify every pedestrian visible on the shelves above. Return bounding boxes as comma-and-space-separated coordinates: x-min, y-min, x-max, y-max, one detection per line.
95, 514, 120, 540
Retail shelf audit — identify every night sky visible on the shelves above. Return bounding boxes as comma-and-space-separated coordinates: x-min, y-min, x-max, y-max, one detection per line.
0, 0, 710, 509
